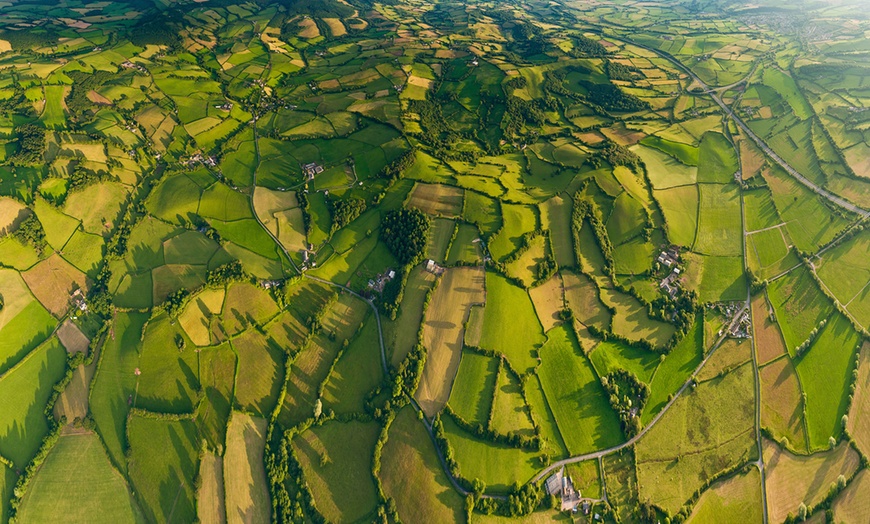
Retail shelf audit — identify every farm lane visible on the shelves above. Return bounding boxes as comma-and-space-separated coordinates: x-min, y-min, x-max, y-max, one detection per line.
531, 302, 750, 483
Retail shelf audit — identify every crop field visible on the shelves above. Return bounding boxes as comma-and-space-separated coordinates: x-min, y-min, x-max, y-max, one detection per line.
538, 325, 623, 455
407, 182, 464, 217
479, 272, 545, 374
760, 357, 808, 452
562, 270, 611, 334
15, 432, 143, 523
380, 408, 464, 522
685, 468, 762, 524
197, 452, 225, 524
847, 343, 870, 456
223, 413, 270, 524
763, 439, 861, 523
416, 267, 485, 416
636, 363, 756, 515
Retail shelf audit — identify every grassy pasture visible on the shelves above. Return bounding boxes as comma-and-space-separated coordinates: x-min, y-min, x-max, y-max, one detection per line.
91, 311, 147, 472
817, 228, 870, 306
463, 191, 501, 237
634, 144, 698, 189
197, 343, 235, 450
636, 363, 756, 515
603, 449, 640, 524
538, 324, 623, 455
223, 412, 270, 524
321, 318, 383, 414
655, 185, 698, 247
135, 314, 200, 414
231, 330, 284, 418
505, 234, 547, 287
767, 266, 833, 355
426, 218, 455, 263
442, 415, 540, 492
686, 468, 762, 524
642, 318, 703, 423
760, 357, 807, 452
385, 265, 436, 366
488, 203, 536, 261
416, 267, 486, 416
695, 183, 742, 256
697, 131, 738, 184
696, 337, 751, 381
682, 253, 746, 303
795, 313, 859, 449
448, 351, 498, 426
16, 432, 143, 524
380, 408, 465, 522
479, 272, 545, 374
293, 420, 380, 522
764, 439, 860, 524
601, 288, 676, 350
743, 188, 782, 232
590, 338, 660, 385
127, 417, 199, 524
562, 270, 611, 333
540, 195, 574, 267
490, 365, 535, 437
763, 166, 850, 253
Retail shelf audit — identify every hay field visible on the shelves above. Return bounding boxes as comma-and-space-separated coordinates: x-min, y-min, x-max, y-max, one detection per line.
21, 253, 89, 318
224, 412, 270, 524
416, 267, 485, 416
179, 287, 225, 346
685, 468, 762, 523
197, 452, 226, 524
847, 342, 870, 456
56, 319, 90, 354
833, 468, 870, 523
407, 182, 464, 217
759, 357, 807, 453
0, 197, 28, 236
764, 439, 860, 524
528, 274, 564, 332
752, 293, 788, 365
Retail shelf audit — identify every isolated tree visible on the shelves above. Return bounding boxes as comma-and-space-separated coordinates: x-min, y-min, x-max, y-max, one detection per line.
313, 398, 322, 419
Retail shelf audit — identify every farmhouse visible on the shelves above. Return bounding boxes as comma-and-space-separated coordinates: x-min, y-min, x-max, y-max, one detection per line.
302, 162, 324, 179
424, 259, 445, 275
544, 467, 581, 511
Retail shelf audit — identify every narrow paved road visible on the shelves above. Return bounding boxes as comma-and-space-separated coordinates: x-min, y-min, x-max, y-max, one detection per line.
532, 302, 749, 483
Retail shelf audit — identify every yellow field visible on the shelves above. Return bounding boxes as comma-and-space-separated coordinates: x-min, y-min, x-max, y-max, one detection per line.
505, 235, 546, 288
407, 183, 464, 217
198, 452, 226, 524
179, 288, 225, 346
297, 17, 320, 39
322, 18, 346, 37
759, 357, 807, 453
764, 439, 861, 523
415, 267, 486, 416
847, 342, 870, 456
53, 341, 99, 422
22, 254, 89, 317
0, 197, 28, 235
528, 274, 564, 332
753, 293, 787, 365
224, 412, 270, 524
833, 468, 870, 523
686, 468, 762, 523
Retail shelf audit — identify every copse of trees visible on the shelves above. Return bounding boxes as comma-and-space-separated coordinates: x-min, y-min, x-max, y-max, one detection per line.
570, 35, 609, 57
605, 59, 640, 81
588, 141, 644, 171
328, 197, 366, 233
13, 214, 47, 255
68, 163, 112, 192
11, 123, 46, 165
380, 208, 431, 266
586, 82, 650, 112
601, 369, 650, 438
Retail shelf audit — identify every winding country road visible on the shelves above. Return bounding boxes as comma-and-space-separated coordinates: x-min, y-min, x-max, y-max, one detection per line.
531, 302, 750, 483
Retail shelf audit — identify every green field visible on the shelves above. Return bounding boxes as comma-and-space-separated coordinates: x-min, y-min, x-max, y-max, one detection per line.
479, 272, 545, 374
695, 183, 742, 257
538, 325, 624, 455
16, 432, 144, 523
